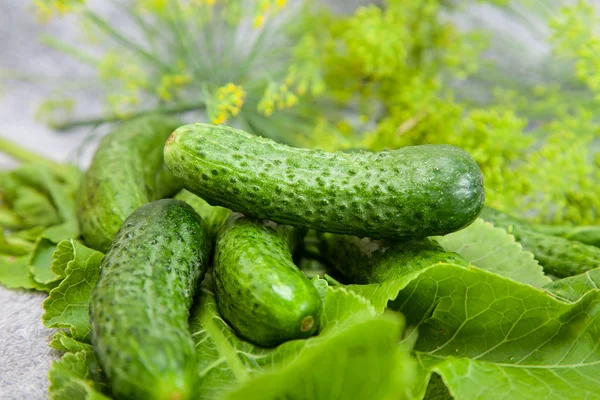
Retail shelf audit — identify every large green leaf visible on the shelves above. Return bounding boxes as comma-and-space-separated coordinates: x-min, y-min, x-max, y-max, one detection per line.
544, 268, 600, 302
352, 263, 600, 399
0, 228, 34, 256
437, 219, 550, 287
190, 285, 416, 399
420, 354, 600, 400
335, 233, 600, 400
48, 350, 110, 400
0, 254, 46, 290
226, 315, 412, 400
29, 222, 81, 286
42, 240, 104, 342
0, 163, 81, 291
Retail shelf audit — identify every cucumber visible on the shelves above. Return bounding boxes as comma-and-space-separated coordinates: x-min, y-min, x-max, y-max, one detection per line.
164, 123, 485, 239
175, 189, 230, 242
90, 199, 209, 400
532, 224, 600, 248
319, 234, 468, 284
481, 207, 600, 278
78, 115, 182, 251
213, 213, 322, 347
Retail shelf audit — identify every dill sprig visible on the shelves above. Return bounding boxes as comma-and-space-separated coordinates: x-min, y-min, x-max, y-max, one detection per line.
32, 0, 317, 145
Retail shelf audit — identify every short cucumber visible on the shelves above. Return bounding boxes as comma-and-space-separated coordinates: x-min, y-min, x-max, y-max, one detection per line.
78, 115, 182, 251
90, 199, 209, 400
481, 207, 600, 278
319, 234, 468, 284
164, 123, 485, 239
213, 214, 322, 347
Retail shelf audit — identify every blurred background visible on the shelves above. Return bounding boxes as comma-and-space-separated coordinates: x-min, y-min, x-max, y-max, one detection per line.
1, 0, 599, 398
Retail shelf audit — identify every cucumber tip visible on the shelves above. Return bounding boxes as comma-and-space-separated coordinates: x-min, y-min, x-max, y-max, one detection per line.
301, 315, 315, 332
167, 131, 177, 144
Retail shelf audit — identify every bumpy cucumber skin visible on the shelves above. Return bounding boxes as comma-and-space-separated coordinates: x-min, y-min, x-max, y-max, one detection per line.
90, 199, 209, 400
319, 234, 468, 284
481, 207, 600, 278
175, 189, 230, 242
533, 224, 600, 248
77, 115, 182, 252
164, 123, 485, 239
214, 214, 322, 347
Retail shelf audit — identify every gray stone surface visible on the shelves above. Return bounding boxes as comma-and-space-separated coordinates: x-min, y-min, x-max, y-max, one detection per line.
0, 289, 56, 400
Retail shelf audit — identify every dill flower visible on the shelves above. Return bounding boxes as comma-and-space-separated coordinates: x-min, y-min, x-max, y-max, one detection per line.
208, 83, 247, 124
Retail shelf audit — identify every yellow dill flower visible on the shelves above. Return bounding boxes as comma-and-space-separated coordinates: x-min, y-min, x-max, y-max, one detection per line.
212, 113, 227, 125
106, 93, 141, 118
98, 53, 147, 88
35, 98, 75, 127
209, 83, 247, 124
156, 71, 192, 102
550, 1, 600, 101
139, 0, 168, 13
285, 37, 325, 96
34, 0, 82, 20
253, 0, 288, 29
253, 15, 265, 29
258, 82, 298, 117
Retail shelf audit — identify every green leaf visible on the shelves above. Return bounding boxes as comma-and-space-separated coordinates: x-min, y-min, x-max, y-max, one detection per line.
48, 350, 110, 400
0, 207, 21, 229
50, 331, 94, 353
30, 238, 62, 285
12, 226, 46, 242
42, 240, 104, 342
29, 222, 81, 285
419, 354, 600, 400
9, 185, 60, 228
0, 162, 80, 231
51, 239, 81, 278
344, 261, 443, 314
0, 162, 81, 289
341, 251, 600, 399
0, 228, 34, 256
393, 264, 600, 399
190, 286, 416, 399
226, 315, 414, 400
310, 276, 328, 302
10, 163, 80, 226
544, 268, 600, 302
437, 219, 551, 287
0, 254, 46, 290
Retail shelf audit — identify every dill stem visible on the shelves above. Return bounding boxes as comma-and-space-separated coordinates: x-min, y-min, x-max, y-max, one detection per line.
0, 136, 60, 166
51, 100, 206, 131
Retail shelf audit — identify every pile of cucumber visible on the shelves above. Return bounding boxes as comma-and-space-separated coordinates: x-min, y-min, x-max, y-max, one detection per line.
80, 117, 487, 399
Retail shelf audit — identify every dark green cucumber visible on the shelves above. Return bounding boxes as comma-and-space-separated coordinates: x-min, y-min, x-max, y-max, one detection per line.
164, 123, 485, 239
213, 214, 322, 347
533, 224, 600, 248
175, 189, 230, 242
90, 199, 209, 400
78, 115, 182, 251
481, 207, 600, 278
319, 234, 468, 284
